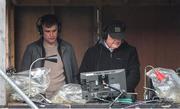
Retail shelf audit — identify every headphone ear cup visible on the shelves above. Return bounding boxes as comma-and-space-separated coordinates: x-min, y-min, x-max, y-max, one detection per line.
36, 17, 43, 36
103, 31, 108, 40
37, 25, 43, 35
102, 27, 108, 40
58, 23, 61, 33
39, 25, 43, 35
102, 24, 109, 40
57, 22, 61, 33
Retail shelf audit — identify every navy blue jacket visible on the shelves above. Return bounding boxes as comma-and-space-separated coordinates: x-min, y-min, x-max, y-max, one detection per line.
79, 39, 140, 92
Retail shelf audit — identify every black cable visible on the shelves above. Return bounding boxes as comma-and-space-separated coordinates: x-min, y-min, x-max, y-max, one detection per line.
104, 84, 121, 93
102, 82, 121, 93
94, 97, 111, 103
109, 90, 125, 108
102, 81, 127, 108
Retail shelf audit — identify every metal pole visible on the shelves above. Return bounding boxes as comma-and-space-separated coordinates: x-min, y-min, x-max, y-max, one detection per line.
0, 69, 39, 109
0, 0, 7, 106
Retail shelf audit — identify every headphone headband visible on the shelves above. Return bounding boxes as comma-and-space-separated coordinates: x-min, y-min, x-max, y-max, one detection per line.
36, 14, 61, 36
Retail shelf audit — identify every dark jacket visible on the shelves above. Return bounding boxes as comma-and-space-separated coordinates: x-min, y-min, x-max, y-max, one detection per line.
21, 37, 78, 83
79, 39, 140, 92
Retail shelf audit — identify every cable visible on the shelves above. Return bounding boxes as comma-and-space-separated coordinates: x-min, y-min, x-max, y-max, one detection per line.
103, 82, 121, 93
108, 90, 125, 108
103, 80, 126, 108
94, 97, 111, 103
37, 93, 52, 103
124, 99, 161, 108
144, 65, 157, 100
102, 80, 127, 108
144, 87, 159, 95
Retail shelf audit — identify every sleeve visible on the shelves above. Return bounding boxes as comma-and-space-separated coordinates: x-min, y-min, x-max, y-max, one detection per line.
79, 48, 94, 73
20, 45, 33, 71
70, 46, 79, 83
126, 48, 140, 92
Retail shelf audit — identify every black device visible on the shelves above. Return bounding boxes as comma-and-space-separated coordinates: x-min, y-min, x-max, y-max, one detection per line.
80, 69, 127, 101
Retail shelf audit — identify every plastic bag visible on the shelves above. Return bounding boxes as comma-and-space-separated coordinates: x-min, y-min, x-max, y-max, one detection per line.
7, 67, 50, 102
51, 83, 87, 104
146, 67, 180, 103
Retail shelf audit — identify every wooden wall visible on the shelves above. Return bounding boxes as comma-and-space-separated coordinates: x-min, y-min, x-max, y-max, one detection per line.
14, 5, 180, 100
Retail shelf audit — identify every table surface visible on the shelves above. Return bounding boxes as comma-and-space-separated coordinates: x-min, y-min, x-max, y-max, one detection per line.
7, 101, 180, 108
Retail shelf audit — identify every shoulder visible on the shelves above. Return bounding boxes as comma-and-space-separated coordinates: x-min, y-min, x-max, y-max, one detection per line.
85, 43, 102, 55
26, 40, 41, 49
24, 39, 42, 52
121, 41, 137, 51
58, 39, 76, 54
60, 39, 73, 49
119, 41, 138, 56
26, 42, 38, 50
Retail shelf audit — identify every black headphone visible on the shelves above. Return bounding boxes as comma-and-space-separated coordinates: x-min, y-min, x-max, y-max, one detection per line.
102, 25, 109, 40
36, 14, 61, 36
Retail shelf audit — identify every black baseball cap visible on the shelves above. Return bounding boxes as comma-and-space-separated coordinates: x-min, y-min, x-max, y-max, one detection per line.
106, 22, 126, 40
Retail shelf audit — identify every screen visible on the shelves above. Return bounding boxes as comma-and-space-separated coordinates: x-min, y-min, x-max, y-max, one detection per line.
80, 69, 126, 101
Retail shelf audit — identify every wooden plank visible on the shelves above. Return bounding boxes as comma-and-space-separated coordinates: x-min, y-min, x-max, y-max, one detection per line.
12, 0, 180, 6
0, 0, 7, 106
7, 0, 15, 68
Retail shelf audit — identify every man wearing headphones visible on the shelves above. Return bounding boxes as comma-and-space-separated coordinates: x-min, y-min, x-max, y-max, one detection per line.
21, 14, 78, 99
79, 21, 140, 93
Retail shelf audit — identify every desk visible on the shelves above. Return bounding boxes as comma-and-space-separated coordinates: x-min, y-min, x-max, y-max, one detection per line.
7, 102, 180, 108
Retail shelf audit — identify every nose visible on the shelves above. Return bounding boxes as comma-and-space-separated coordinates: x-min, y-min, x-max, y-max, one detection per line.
49, 32, 53, 37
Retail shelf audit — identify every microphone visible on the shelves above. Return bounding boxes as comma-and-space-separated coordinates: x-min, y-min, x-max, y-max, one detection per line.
45, 55, 58, 63
28, 55, 58, 97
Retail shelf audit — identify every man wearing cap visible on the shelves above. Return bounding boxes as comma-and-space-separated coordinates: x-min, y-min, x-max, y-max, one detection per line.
79, 21, 140, 93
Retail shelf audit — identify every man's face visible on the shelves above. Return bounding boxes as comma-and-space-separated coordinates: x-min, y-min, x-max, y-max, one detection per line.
105, 34, 122, 49
42, 24, 58, 45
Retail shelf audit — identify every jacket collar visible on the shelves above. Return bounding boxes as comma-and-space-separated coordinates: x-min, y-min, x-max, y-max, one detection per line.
36, 37, 62, 47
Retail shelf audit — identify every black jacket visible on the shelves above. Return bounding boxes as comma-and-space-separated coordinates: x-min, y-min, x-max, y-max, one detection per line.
21, 37, 78, 83
79, 39, 140, 92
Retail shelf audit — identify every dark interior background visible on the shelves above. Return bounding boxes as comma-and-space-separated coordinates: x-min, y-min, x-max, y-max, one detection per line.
14, 5, 180, 99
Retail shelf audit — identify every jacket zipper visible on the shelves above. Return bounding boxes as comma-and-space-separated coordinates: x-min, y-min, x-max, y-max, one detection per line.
110, 53, 113, 58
